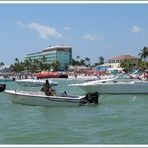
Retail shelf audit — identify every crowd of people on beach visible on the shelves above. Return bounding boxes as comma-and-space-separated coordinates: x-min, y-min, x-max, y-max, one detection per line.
0, 66, 148, 82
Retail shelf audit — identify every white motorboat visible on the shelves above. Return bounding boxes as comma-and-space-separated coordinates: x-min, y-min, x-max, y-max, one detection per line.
15, 79, 57, 87
5, 90, 99, 107
70, 79, 148, 94
0, 78, 14, 82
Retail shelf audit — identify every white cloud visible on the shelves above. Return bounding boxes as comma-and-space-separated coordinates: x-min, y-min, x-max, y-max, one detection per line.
64, 27, 71, 30
82, 34, 104, 41
28, 23, 63, 39
132, 25, 142, 33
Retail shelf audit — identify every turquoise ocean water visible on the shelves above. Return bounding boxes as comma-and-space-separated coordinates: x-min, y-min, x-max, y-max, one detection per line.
0, 79, 148, 144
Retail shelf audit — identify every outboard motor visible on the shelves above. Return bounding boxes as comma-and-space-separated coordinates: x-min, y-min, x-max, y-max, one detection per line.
81, 92, 99, 105
0, 84, 6, 92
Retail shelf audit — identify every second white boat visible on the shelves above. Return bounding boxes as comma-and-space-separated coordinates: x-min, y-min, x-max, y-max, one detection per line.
70, 79, 148, 94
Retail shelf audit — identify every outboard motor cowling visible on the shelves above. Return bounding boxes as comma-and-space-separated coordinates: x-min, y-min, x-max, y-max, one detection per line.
0, 84, 6, 92
81, 92, 99, 105
86, 92, 99, 104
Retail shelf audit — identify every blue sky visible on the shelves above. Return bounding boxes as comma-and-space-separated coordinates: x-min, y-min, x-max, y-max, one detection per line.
0, 3, 148, 65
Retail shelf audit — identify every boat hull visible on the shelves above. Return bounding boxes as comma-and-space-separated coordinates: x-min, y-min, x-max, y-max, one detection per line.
5, 90, 88, 107
77, 81, 148, 94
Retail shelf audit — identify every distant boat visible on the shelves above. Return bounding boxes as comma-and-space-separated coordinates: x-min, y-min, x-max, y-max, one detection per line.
68, 75, 99, 81
15, 79, 57, 87
0, 77, 14, 82
70, 79, 148, 94
5, 90, 99, 107
35, 72, 68, 79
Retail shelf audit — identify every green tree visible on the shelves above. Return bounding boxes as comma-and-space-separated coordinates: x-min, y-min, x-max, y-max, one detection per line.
138, 47, 148, 63
0, 62, 4, 67
98, 56, 104, 65
51, 60, 60, 71
24, 59, 30, 71
72, 56, 86, 66
76, 55, 80, 62
13, 58, 21, 72
138, 47, 148, 69
42, 55, 47, 63
72, 59, 76, 66
79, 59, 85, 66
120, 59, 135, 73
85, 57, 90, 67
138, 59, 147, 70
15, 58, 19, 63
38, 61, 44, 71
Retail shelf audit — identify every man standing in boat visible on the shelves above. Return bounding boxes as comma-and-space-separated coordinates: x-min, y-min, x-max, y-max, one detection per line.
40, 80, 56, 96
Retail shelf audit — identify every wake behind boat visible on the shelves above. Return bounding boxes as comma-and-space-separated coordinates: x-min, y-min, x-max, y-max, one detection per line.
70, 79, 148, 94
5, 90, 99, 107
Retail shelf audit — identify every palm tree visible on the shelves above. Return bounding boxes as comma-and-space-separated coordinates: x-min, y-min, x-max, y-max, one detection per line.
80, 59, 85, 66
0, 62, 4, 67
10, 64, 15, 71
76, 55, 80, 62
15, 58, 19, 64
19, 62, 25, 71
138, 47, 148, 70
27, 58, 34, 71
24, 59, 30, 71
42, 55, 47, 63
85, 57, 90, 67
138, 59, 147, 70
13, 58, 21, 72
28, 58, 32, 63
45, 63, 51, 71
98, 56, 104, 65
72, 59, 76, 66
138, 47, 148, 63
38, 61, 44, 71
51, 60, 60, 71
120, 59, 135, 73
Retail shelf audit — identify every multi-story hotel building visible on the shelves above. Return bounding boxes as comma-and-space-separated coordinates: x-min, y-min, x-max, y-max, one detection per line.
107, 55, 139, 70
96, 55, 139, 72
108, 55, 139, 64
24, 45, 72, 71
